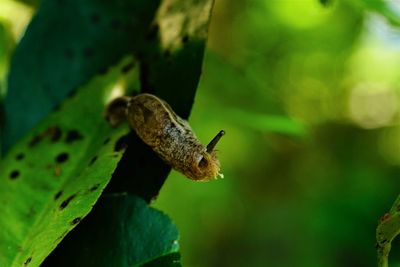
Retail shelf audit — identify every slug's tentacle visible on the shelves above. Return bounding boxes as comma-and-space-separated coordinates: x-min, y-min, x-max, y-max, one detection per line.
104, 96, 131, 126
206, 130, 225, 153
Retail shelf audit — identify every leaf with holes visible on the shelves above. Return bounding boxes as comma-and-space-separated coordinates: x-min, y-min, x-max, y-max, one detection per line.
43, 195, 181, 267
376, 195, 400, 267
0, 58, 135, 267
1, 0, 160, 152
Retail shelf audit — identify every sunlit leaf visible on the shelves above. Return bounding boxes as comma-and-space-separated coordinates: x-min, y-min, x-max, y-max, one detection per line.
0, 21, 14, 100
0, 58, 134, 267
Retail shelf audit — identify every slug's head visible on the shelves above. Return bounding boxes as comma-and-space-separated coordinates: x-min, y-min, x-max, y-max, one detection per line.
190, 130, 225, 181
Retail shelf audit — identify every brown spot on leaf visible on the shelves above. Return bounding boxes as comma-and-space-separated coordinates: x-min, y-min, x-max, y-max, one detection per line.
380, 213, 391, 223
29, 126, 62, 146
54, 165, 61, 177
29, 135, 42, 147
48, 127, 62, 142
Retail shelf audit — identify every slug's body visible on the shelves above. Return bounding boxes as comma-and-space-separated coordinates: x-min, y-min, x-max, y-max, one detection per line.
105, 94, 224, 181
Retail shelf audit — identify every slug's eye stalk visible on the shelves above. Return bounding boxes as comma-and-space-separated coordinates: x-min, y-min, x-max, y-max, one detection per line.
206, 130, 225, 153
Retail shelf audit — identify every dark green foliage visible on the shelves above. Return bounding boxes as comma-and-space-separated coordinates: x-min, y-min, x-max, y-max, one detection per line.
43, 195, 180, 267
0, 59, 131, 266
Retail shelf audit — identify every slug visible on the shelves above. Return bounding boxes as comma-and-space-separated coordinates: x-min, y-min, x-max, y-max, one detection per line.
105, 93, 224, 181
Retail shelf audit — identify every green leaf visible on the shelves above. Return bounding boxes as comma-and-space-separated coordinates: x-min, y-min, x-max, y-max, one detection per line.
2, 0, 160, 152
222, 108, 307, 137
0, 21, 14, 99
43, 195, 180, 267
0, 58, 135, 267
376, 195, 400, 267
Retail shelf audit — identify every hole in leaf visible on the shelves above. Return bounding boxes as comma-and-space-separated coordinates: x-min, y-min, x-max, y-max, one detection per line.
56, 153, 69, 163
89, 156, 97, 166
103, 137, 111, 145
70, 217, 81, 225
90, 184, 100, 192
54, 191, 63, 200
59, 194, 77, 210
121, 62, 135, 74
65, 129, 83, 143
9, 170, 20, 180
114, 134, 130, 152
16, 153, 25, 161
24, 257, 32, 266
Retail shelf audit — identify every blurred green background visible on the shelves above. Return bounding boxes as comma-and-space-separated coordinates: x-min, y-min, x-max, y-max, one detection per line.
2, 0, 400, 266
155, 1, 400, 266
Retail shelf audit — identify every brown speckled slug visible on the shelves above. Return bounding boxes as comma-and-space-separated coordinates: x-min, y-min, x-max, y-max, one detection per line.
105, 93, 224, 181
